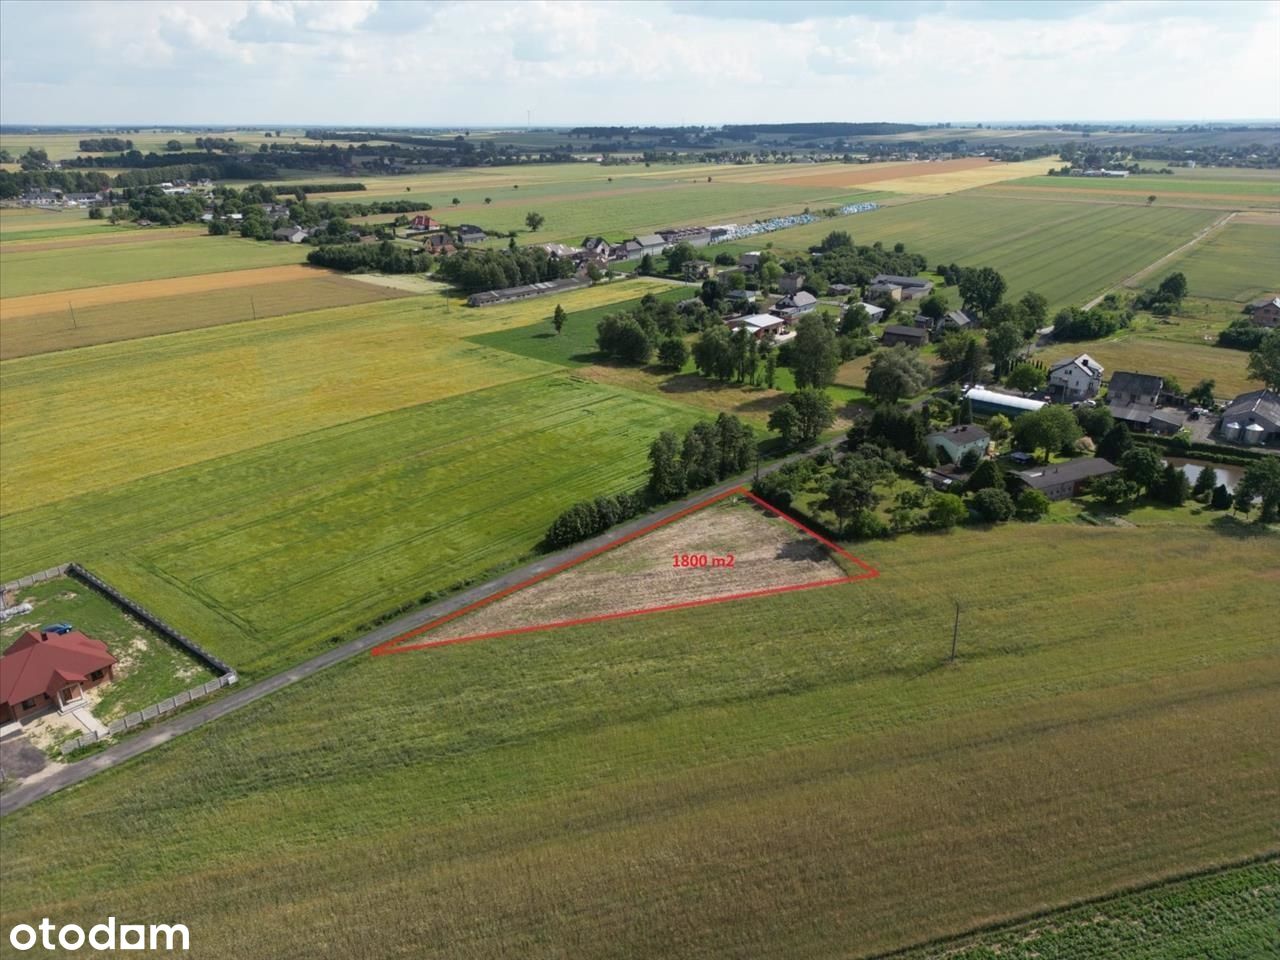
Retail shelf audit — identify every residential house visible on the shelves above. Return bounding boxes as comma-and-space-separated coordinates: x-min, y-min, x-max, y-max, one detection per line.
272, 225, 307, 243
963, 386, 1046, 419
738, 251, 763, 271
421, 232, 456, 255
1219, 389, 1280, 446
1048, 353, 1104, 402
682, 260, 712, 281
724, 289, 756, 305
618, 239, 644, 260
582, 236, 614, 259
540, 242, 582, 260
778, 272, 806, 295
773, 291, 817, 318
867, 280, 903, 302
0, 629, 116, 723
926, 424, 990, 466
1013, 458, 1119, 501
827, 283, 854, 297
406, 214, 442, 233
870, 274, 934, 301
848, 302, 885, 324
1106, 371, 1164, 430
881, 324, 928, 347
942, 309, 977, 332
457, 224, 487, 245
1247, 296, 1280, 328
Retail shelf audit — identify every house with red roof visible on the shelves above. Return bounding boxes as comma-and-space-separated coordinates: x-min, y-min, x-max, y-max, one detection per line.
0, 629, 116, 722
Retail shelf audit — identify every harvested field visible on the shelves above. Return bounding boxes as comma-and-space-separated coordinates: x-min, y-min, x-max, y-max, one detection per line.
418, 497, 849, 646
1, 274, 413, 359
0, 264, 324, 320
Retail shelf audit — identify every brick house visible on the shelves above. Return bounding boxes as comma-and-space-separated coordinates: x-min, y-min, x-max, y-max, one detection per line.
0, 629, 116, 722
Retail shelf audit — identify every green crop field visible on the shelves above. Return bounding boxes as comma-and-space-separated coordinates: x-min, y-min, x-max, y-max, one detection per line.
0, 235, 310, 297
710, 195, 1220, 310
1, 521, 1275, 958
1145, 220, 1280, 302
896, 859, 1279, 959
0, 274, 413, 359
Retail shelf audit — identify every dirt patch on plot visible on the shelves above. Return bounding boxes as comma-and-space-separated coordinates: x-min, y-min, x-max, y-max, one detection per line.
765, 157, 995, 189
426, 497, 846, 643
0, 264, 326, 320
2, 226, 206, 253
1232, 210, 1280, 225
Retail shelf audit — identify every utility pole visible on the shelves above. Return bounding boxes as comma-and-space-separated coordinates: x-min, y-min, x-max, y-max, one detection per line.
68, 302, 78, 329
250, 296, 257, 321
950, 599, 961, 663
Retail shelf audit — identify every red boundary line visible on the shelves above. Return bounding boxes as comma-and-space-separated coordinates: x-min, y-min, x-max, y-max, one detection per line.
371, 486, 879, 657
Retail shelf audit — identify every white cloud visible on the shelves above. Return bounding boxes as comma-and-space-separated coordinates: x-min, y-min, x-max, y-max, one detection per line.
0, 0, 1276, 124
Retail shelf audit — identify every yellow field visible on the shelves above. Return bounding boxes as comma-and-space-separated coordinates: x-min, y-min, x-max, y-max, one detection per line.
864, 158, 1054, 194
0, 279, 674, 512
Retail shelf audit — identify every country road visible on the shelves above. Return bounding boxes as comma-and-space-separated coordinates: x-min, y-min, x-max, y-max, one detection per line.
1082, 210, 1236, 310
0, 441, 841, 817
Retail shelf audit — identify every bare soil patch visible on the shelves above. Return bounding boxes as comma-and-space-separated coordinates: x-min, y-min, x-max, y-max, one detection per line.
0, 264, 325, 320
427, 497, 845, 643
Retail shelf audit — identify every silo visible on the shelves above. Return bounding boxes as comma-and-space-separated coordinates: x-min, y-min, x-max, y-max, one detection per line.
1221, 421, 1242, 442
1243, 423, 1265, 445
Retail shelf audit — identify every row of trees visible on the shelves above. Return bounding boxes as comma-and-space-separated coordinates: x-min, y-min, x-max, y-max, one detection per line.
595, 295, 691, 365
305, 241, 431, 274
435, 246, 575, 294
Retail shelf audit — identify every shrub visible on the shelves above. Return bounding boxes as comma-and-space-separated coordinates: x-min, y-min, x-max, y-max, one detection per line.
971, 487, 1016, 522
1015, 488, 1051, 521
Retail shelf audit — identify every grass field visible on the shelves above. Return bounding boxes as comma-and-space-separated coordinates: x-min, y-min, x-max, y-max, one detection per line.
711, 195, 1220, 310
0, 273, 413, 359
0, 235, 310, 297
1005, 172, 1280, 209
1144, 220, 1280, 302
897, 859, 1279, 959
1, 521, 1275, 958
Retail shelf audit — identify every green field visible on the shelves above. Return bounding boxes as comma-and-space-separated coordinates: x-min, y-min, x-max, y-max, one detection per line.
1146, 220, 1280, 302
711, 196, 1220, 310
1010, 172, 1280, 200
1, 521, 1275, 957
0, 274, 412, 359
897, 859, 1279, 959
0, 235, 309, 297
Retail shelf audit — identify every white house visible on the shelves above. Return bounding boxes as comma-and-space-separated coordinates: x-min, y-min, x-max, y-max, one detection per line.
926, 424, 990, 466
1048, 354, 1104, 402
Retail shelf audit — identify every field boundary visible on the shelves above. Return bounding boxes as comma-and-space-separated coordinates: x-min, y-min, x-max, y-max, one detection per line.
371, 486, 879, 656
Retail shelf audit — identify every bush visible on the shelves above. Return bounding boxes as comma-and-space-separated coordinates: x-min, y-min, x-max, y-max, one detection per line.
1015, 488, 1051, 521
971, 487, 1016, 522
657, 337, 690, 370
543, 493, 644, 549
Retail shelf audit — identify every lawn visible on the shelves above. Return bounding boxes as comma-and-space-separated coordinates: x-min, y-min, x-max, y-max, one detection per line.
0, 522, 1275, 958
0, 273, 413, 359
0, 235, 310, 297
1145, 220, 1280, 302
0, 576, 215, 723
709, 195, 1220, 311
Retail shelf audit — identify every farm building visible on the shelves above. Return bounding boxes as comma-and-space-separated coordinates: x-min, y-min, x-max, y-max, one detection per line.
738, 251, 763, 271
869, 274, 934, 301
0, 628, 116, 723
1013, 458, 1118, 501
272, 225, 307, 243
1219, 389, 1280, 445
828, 283, 854, 297
926, 424, 990, 466
1048, 354, 1104, 402
457, 225, 487, 244
850, 302, 885, 323
634, 234, 668, 257
466, 277, 589, 307
726, 314, 792, 342
963, 386, 1046, 418
881, 324, 928, 347
1106, 371, 1172, 431
659, 227, 712, 248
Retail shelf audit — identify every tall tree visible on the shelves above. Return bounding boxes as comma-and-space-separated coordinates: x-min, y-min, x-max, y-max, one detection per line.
552, 304, 567, 336
864, 346, 931, 404
958, 266, 1007, 316
1247, 329, 1280, 391
986, 322, 1024, 378
1234, 456, 1280, 523
524, 211, 545, 232
791, 313, 840, 389
647, 431, 684, 500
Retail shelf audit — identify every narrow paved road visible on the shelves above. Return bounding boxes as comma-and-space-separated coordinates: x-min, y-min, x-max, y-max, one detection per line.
0, 443, 840, 817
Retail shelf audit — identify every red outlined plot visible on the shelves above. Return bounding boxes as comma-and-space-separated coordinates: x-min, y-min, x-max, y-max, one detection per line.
371, 486, 879, 657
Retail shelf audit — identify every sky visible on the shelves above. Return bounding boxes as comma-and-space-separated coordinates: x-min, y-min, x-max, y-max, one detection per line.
1, 0, 1278, 127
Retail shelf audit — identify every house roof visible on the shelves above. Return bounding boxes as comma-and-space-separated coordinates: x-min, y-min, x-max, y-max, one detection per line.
929, 424, 990, 446
883, 324, 927, 339
780, 291, 817, 308
1050, 353, 1103, 376
872, 274, 932, 289
1108, 371, 1163, 397
963, 387, 1046, 413
1108, 402, 1153, 424
944, 309, 976, 327
858, 302, 885, 315
635, 234, 666, 247
1015, 457, 1117, 490
0, 630, 115, 707
1222, 389, 1280, 428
